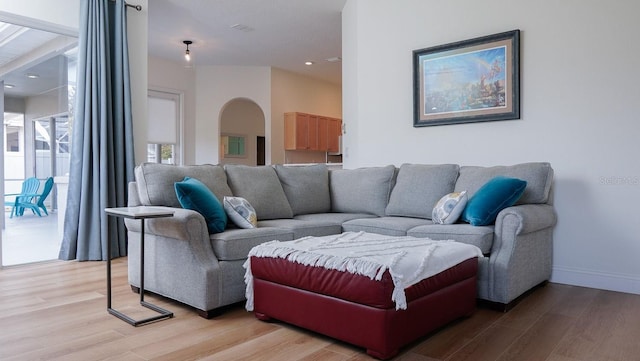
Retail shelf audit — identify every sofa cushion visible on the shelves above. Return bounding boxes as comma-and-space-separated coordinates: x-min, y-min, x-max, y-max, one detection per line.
385, 164, 459, 219
294, 212, 378, 225
330, 165, 396, 216
257, 219, 342, 239
432, 191, 468, 225
223, 196, 257, 229
342, 216, 433, 237
455, 162, 553, 205
135, 163, 232, 207
461, 176, 527, 226
275, 164, 331, 216
210, 228, 295, 261
224, 165, 293, 220
407, 224, 494, 254
174, 177, 227, 233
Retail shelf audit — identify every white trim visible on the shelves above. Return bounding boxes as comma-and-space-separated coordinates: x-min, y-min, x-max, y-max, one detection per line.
0, 11, 77, 37
551, 266, 640, 295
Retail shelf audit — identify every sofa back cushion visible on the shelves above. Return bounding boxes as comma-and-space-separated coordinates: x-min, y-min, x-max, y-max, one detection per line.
275, 164, 331, 216
454, 162, 554, 205
385, 163, 460, 219
330, 165, 396, 216
225, 165, 293, 220
135, 163, 232, 207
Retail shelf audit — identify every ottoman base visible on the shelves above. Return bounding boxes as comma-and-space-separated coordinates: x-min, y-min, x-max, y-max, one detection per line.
251, 258, 477, 359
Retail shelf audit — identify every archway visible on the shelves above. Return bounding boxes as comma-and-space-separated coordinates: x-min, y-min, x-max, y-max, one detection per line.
219, 98, 266, 166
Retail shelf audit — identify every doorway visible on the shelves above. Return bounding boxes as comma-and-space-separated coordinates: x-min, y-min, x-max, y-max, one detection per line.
257, 136, 265, 166
219, 98, 265, 166
1, 20, 77, 266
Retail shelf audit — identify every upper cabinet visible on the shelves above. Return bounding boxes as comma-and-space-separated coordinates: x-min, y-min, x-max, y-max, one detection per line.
327, 117, 342, 153
285, 112, 341, 152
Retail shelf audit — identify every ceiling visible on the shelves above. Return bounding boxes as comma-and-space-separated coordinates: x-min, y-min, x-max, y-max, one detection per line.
0, 21, 77, 98
148, 0, 346, 84
0, 0, 345, 100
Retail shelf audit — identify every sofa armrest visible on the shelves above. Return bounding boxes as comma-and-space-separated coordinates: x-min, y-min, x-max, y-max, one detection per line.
495, 204, 557, 236
483, 203, 556, 304
124, 207, 209, 242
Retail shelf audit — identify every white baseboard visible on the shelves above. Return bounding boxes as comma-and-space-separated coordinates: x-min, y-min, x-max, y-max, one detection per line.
551, 266, 640, 295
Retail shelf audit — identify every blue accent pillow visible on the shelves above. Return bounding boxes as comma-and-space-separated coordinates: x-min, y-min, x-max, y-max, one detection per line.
175, 177, 227, 233
461, 176, 527, 226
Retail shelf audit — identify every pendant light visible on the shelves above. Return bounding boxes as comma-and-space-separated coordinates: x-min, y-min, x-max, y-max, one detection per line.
183, 40, 193, 62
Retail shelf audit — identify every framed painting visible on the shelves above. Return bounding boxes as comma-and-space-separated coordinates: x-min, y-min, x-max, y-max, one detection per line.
413, 29, 520, 127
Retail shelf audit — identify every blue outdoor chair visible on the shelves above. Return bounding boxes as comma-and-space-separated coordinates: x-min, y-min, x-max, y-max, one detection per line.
36, 177, 54, 215
4, 177, 40, 218
5, 177, 54, 218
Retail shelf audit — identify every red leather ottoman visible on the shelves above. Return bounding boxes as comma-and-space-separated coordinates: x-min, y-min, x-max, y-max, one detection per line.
249, 255, 478, 359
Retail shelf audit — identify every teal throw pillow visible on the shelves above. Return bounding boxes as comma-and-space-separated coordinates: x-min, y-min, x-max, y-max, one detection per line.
461, 176, 527, 226
175, 177, 227, 233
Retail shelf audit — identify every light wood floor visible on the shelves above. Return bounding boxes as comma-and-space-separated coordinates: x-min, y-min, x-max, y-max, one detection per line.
2, 258, 640, 361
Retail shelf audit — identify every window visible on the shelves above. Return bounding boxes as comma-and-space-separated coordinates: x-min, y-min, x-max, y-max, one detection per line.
147, 90, 182, 164
221, 134, 246, 158
5, 126, 20, 152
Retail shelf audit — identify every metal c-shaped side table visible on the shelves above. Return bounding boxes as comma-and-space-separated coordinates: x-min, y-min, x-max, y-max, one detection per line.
104, 206, 175, 326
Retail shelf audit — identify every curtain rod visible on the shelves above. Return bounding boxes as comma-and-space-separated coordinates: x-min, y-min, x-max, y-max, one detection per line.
109, 0, 142, 11
125, 3, 142, 11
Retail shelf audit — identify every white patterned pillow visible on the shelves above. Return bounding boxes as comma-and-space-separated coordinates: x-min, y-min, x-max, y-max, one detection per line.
223, 196, 258, 229
432, 191, 468, 225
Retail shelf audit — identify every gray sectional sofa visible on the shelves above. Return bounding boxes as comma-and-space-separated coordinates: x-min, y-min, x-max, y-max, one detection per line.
125, 162, 556, 318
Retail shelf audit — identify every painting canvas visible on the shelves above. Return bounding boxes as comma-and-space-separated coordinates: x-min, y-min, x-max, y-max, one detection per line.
413, 30, 520, 127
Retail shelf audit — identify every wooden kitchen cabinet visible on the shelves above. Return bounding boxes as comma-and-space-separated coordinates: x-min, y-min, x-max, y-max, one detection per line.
317, 116, 328, 151
285, 112, 309, 150
284, 112, 341, 152
327, 117, 342, 153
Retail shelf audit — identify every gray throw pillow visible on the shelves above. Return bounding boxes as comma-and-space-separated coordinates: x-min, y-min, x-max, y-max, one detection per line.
275, 164, 331, 216
224, 165, 293, 220
385, 164, 460, 219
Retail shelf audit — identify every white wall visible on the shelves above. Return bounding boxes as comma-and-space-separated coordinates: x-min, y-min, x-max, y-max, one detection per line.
343, 0, 640, 294
126, 0, 148, 165
194, 66, 271, 165
148, 56, 196, 164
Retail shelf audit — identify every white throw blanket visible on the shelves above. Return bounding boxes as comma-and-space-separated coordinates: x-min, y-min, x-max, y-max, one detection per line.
244, 231, 483, 311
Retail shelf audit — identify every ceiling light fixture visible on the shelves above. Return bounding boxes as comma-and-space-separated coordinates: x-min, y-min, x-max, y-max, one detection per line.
305, 61, 314, 66
4, 84, 15, 89
26, 73, 39, 79
183, 40, 193, 62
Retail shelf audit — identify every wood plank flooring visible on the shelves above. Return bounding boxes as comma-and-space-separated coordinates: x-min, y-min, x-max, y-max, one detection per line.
2, 258, 640, 361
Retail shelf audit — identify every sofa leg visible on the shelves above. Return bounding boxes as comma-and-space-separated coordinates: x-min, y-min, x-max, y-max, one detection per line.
196, 309, 221, 319
130, 285, 140, 294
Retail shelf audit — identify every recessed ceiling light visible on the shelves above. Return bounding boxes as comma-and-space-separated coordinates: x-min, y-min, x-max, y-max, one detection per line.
305, 61, 314, 66
26, 73, 39, 79
326, 57, 342, 62
4, 84, 15, 89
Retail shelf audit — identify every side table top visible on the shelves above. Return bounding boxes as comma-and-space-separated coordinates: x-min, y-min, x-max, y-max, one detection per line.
105, 206, 175, 219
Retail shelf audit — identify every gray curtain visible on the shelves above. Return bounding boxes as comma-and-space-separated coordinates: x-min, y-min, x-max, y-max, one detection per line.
59, 0, 135, 261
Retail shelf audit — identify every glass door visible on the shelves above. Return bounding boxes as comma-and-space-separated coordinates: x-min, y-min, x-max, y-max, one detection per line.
1, 19, 77, 266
